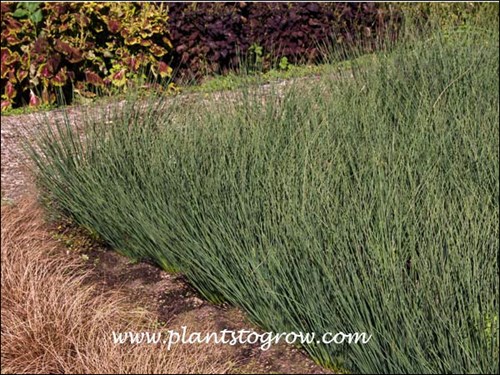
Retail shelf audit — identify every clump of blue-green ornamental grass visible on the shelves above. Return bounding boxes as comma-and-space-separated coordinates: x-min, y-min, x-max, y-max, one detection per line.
26, 24, 498, 374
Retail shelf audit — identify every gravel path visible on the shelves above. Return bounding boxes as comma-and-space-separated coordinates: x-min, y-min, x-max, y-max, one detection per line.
2, 112, 42, 201
1, 106, 90, 201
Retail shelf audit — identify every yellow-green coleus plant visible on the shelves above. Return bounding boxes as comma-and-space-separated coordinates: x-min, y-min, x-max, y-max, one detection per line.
1, 2, 174, 111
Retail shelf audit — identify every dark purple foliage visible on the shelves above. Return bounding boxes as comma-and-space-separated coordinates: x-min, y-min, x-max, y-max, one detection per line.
167, 2, 401, 81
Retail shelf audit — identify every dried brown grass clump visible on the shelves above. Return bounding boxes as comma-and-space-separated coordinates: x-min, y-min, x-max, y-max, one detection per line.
1, 198, 232, 374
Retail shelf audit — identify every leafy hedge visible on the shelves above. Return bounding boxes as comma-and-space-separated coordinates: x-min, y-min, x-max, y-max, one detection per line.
167, 2, 498, 81
1, 2, 173, 110
167, 2, 401, 81
2, 2, 496, 110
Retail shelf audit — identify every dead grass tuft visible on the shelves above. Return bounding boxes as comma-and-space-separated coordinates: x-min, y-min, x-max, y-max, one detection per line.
1, 197, 232, 374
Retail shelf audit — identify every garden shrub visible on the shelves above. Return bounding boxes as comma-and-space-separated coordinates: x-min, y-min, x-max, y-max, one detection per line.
1, 2, 173, 111
167, 2, 400, 81
2, 2, 497, 110
166, 3, 247, 81
167, 2, 498, 81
